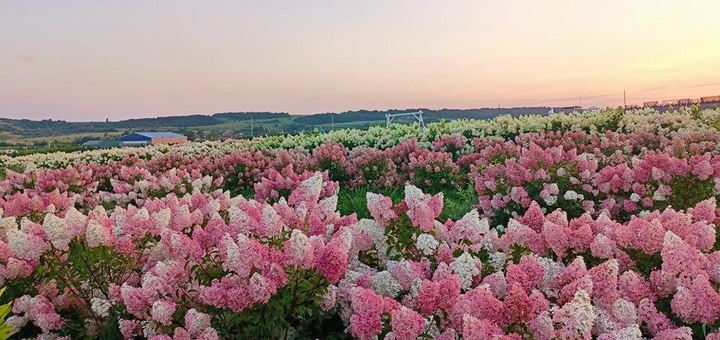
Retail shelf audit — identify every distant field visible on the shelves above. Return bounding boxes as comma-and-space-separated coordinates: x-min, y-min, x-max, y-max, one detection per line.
0, 107, 555, 147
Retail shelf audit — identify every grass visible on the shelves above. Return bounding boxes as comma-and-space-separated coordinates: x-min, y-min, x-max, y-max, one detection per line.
336, 185, 478, 221
234, 183, 479, 222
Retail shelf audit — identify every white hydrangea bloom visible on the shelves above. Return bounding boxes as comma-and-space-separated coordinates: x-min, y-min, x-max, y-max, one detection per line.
360, 219, 392, 262
543, 196, 557, 206
563, 190, 581, 201
488, 251, 507, 272
90, 298, 113, 318
300, 173, 324, 199
450, 252, 480, 291
42, 213, 72, 250
415, 233, 439, 255
153, 208, 171, 229
371, 271, 401, 298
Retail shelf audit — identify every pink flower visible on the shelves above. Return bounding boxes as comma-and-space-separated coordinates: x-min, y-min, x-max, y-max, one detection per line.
314, 232, 351, 283
590, 234, 616, 259
118, 319, 140, 338
653, 327, 693, 340
587, 259, 619, 307
670, 274, 720, 323
85, 218, 115, 248
618, 271, 653, 305
462, 315, 515, 340
366, 192, 397, 225
348, 287, 397, 340
528, 312, 555, 340
661, 231, 707, 277
637, 298, 673, 336
151, 299, 177, 326
249, 273, 276, 304
503, 283, 534, 325
283, 229, 315, 269
390, 307, 424, 340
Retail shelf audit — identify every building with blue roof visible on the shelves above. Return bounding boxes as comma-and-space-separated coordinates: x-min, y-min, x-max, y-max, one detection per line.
118, 132, 187, 146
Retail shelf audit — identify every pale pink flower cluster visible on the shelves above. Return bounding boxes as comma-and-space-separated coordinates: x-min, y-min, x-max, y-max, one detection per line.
254, 165, 337, 203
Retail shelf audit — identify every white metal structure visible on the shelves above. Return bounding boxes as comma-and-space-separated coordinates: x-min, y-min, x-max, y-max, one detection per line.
385, 110, 426, 128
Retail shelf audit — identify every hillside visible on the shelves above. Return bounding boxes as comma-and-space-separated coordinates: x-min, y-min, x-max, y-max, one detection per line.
0, 107, 557, 146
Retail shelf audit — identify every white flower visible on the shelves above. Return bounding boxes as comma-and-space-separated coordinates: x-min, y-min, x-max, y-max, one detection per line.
318, 285, 337, 312
543, 195, 557, 206
453, 210, 489, 242
90, 298, 113, 318
371, 271, 401, 298
184, 309, 212, 336
488, 251, 507, 272
152, 208, 171, 229
299, 173, 324, 200
285, 229, 313, 268
629, 193, 641, 202
450, 252, 480, 291
652, 189, 666, 201
43, 213, 72, 251
86, 219, 111, 248
415, 233, 439, 255
360, 219, 392, 262
563, 190, 580, 201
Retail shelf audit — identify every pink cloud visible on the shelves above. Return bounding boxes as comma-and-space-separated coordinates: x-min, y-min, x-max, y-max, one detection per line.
14, 54, 35, 64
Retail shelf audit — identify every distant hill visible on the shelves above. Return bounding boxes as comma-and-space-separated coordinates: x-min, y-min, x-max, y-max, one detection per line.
0, 107, 558, 145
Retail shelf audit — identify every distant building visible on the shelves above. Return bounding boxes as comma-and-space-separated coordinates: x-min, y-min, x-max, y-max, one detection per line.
81, 139, 120, 148
97, 140, 121, 148
551, 106, 583, 113
119, 132, 188, 146
81, 140, 103, 147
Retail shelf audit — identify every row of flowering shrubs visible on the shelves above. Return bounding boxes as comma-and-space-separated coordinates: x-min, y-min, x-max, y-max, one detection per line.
3, 170, 720, 339
3, 106, 720, 171
4, 129, 720, 223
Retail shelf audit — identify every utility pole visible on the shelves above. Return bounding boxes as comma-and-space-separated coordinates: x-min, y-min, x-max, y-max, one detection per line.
623, 90, 627, 109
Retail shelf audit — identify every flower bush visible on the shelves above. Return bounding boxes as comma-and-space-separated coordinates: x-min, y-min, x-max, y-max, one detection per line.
408, 150, 459, 193
311, 142, 350, 183
349, 147, 400, 188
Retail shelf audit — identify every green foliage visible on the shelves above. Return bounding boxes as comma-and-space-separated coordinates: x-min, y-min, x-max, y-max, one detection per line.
664, 176, 716, 212
410, 163, 458, 194
0, 288, 16, 340
337, 187, 402, 219
316, 158, 348, 183
337, 186, 476, 221
192, 258, 335, 339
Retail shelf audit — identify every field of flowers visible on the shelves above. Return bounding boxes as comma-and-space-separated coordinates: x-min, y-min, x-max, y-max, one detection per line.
2, 106, 720, 339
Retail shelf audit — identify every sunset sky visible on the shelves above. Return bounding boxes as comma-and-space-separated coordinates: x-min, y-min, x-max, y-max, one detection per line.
2, 1, 720, 121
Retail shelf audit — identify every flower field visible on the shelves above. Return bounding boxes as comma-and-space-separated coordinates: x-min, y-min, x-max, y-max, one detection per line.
2, 107, 720, 339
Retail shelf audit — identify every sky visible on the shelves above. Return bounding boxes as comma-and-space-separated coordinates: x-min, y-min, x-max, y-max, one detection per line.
2, 1, 720, 121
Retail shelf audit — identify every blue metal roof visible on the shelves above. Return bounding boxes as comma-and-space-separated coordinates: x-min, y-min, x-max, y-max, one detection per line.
119, 132, 184, 141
